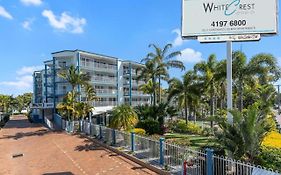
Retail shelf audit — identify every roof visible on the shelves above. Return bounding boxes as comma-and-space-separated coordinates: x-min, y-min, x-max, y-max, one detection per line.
51, 49, 144, 66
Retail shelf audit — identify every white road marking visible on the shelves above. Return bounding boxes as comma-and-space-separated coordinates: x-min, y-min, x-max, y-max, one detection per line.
53, 141, 88, 175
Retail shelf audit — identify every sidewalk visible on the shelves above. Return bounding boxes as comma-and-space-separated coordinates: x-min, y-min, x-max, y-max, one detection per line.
0, 115, 157, 175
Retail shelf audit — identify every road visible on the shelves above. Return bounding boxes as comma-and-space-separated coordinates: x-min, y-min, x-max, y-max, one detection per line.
0, 115, 157, 175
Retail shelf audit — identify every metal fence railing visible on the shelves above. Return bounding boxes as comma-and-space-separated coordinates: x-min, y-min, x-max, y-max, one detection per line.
51, 117, 280, 175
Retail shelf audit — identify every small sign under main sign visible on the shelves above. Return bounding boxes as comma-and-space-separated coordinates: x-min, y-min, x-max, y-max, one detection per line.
198, 34, 261, 43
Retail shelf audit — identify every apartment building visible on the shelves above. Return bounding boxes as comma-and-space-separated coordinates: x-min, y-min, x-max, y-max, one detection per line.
31, 50, 150, 121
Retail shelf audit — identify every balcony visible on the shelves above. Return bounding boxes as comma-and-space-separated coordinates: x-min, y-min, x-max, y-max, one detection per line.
123, 80, 145, 86
81, 62, 117, 74
91, 78, 117, 85
96, 89, 117, 96
30, 103, 54, 109
93, 101, 117, 107
124, 91, 150, 97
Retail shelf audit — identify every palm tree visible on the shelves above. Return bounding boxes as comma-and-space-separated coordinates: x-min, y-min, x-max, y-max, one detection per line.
137, 60, 158, 106
58, 65, 91, 120
57, 91, 77, 121
142, 44, 185, 103
82, 83, 97, 119
109, 104, 138, 131
168, 71, 201, 124
194, 54, 223, 127
215, 103, 272, 162
139, 79, 155, 105
233, 51, 280, 111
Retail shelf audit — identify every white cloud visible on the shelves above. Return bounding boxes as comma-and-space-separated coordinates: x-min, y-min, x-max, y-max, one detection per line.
20, 0, 42, 6
42, 10, 86, 34
16, 66, 43, 75
177, 48, 203, 63
22, 18, 35, 31
0, 66, 43, 91
0, 6, 13, 20
172, 28, 186, 47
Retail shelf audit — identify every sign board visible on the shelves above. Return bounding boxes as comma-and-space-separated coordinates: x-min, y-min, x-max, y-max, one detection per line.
182, 0, 278, 39
198, 34, 260, 43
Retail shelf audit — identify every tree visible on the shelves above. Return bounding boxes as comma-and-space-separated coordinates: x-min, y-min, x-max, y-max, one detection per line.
15, 93, 32, 113
194, 54, 224, 127
142, 44, 185, 103
215, 103, 272, 162
232, 51, 280, 111
58, 65, 91, 121
139, 79, 155, 105
109, 104, 138, 131
168, 71, 201, 124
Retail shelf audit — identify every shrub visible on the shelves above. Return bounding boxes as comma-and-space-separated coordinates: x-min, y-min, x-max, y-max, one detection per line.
257, 146, 281, 172
172, 120, 203, 135
136, 119, 161, 135
166, 138, 191, 147
202, 127, 214, 136
262, 131, 281, 149
132, 128, 146, 136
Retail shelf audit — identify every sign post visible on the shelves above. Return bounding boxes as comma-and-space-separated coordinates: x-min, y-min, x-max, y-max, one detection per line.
182, 0, 278, 124
226, 41, 233, 124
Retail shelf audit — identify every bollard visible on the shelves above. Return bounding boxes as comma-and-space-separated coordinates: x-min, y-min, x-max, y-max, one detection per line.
99, 125, 103, 139
206, 148, 214, 175
159, 137, 165, 166
112, 129, 116, 145
131, 132, 135, 152
183, 160, 187, 175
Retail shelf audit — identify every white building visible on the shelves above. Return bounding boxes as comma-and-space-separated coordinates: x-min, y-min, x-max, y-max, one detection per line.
31, 50, 150, 122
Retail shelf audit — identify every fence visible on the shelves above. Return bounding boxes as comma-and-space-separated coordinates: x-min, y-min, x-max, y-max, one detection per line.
53, 118, 279, 175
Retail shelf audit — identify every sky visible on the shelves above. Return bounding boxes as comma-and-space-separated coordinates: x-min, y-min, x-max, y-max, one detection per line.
0, 0, 280, 96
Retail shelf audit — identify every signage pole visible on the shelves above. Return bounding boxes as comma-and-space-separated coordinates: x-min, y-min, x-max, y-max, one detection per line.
227, 41, 233, 124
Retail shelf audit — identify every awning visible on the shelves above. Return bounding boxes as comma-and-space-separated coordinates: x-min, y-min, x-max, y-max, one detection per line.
91, 106, 114, 116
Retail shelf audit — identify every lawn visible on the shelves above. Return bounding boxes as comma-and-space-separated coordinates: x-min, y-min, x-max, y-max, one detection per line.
164, 133, 218, 150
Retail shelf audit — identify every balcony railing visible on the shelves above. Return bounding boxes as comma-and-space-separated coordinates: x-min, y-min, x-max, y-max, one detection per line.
96, 89, 117, 95
91, 78, 116, 84
93, 101, 117, 107
124, 91, 149, 96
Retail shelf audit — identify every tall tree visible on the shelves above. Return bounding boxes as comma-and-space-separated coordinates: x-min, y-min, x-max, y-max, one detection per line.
168, 71, 201, 124
142, 44, 185, 103
194, 54, 223, 127
58, 65, 91, 120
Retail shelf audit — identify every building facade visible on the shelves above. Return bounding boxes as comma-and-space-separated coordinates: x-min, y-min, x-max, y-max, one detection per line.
31, 50, 150, 121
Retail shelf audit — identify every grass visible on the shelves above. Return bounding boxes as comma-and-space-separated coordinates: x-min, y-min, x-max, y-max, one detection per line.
164, 132, 218, 150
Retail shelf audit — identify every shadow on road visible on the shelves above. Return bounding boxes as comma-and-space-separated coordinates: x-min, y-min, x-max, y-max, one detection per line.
42, 172, 74, 175
0, 129, 52, 140
74, 142, 105, 152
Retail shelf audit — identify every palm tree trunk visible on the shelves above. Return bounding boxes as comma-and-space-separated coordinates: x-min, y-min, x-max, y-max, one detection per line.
184, 93, 188, 124
158, 77, 161, 104
210, 96, 215, 128
238, 81, 243, 112
152, 77, 156, 107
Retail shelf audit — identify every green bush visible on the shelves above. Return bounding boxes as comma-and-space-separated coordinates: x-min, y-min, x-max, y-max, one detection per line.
172, 120, 203, 135
256, 147, 281, 172
136, 119, 161, 135
202, 127, 214, 136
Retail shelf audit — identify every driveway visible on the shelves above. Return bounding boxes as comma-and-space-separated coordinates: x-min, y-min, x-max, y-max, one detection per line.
0, 115, 157, 175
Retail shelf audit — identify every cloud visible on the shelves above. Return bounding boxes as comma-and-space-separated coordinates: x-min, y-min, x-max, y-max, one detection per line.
16, 66, 43, 75
22, 18, 35, 31
0, 66, 44, 93
42, 10, 86, 34
0, 6, 13, 19
20, 0, 42, 6
172, 28, 186, 47
177, 48, 203, 63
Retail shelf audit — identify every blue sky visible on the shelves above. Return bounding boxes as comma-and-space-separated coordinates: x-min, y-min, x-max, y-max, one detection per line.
0, 0, 280, 96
